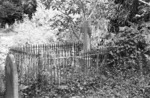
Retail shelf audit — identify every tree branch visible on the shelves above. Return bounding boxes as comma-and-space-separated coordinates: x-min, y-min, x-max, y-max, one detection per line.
139, 0, 150, 6
69, 23, 82, 42
87, 0, 98, 20
53, 6, 82, 42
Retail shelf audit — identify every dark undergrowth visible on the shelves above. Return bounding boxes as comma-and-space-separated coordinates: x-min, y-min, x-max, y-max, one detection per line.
1, 66, 150, 98
20, 71, 150, 98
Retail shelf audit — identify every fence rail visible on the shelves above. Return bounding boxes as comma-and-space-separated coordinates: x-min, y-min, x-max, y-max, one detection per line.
5, 42, 111, 98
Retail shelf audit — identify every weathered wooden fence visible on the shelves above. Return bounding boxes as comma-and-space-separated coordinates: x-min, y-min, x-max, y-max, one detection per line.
4, 42, 110, 98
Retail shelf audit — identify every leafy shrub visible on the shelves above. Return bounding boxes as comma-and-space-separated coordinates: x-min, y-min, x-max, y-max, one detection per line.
12, 1, 58, 46
0, 0, 37, 27
103, 25, 150, 78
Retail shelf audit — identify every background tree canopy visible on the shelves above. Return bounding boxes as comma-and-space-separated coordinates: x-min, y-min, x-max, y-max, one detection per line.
0, 0, 37, 27
108, 0, 150, 33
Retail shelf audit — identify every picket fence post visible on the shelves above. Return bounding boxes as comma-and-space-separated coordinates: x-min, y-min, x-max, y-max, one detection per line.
5, 53, 18, 98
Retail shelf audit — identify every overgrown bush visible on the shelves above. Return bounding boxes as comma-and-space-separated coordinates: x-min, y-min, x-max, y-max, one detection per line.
12, 0, 59, 46
0, 0, 37, 27
103, 24, 150, 78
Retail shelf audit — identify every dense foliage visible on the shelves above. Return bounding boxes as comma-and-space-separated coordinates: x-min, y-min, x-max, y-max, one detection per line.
108, 0, 150, 33
1, 0, 150, 98
40, 0, 111, 42
101, 0, 150, 78
0, 0, 37, 27
105, 26, 150, 77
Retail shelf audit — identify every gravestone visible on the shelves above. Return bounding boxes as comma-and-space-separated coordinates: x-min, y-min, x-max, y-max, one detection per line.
5, 54, 18, 98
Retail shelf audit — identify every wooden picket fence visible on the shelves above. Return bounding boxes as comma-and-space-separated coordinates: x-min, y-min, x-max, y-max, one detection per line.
4, 42, 110, 98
